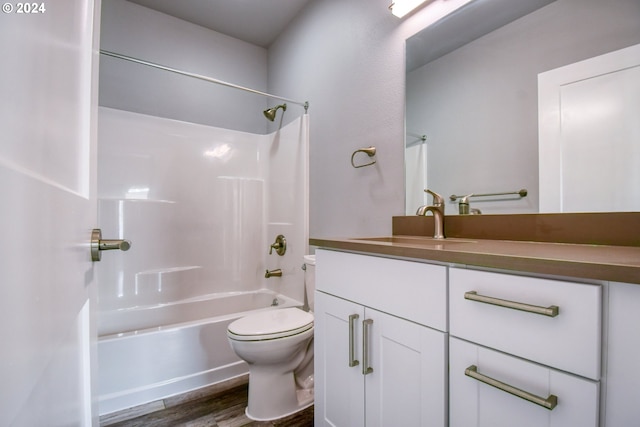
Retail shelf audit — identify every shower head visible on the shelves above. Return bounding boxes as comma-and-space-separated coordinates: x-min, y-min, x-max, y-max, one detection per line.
263, 103, 287, 121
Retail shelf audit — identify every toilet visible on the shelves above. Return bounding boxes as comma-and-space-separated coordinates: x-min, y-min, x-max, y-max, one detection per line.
227, 255, 316, 421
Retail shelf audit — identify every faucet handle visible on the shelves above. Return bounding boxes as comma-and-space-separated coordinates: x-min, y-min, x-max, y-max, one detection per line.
269, 234, 287, 256
424, 189, 444, 206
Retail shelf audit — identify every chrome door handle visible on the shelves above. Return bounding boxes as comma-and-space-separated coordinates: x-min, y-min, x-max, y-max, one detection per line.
464, 291, 559, 317
91, 229, 131, 261
348, 314, 360, 367
362, 318, 373, 375
465, 365, 558, 410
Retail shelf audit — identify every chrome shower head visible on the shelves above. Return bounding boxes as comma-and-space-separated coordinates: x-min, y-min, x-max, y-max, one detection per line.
263, 103, 287, 121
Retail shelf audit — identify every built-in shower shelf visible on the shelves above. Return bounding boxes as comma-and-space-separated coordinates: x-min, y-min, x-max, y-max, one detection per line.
99, 197, 177, 204
136, 265, 202, 276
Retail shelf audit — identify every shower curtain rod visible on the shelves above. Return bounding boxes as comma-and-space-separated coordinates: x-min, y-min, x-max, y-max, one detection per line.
100, 50, 309, 111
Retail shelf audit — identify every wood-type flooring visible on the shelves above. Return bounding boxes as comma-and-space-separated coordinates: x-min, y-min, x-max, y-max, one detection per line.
100, 375, 314, 427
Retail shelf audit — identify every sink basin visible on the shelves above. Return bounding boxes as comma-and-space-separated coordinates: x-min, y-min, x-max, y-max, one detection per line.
352, 236, 476, 246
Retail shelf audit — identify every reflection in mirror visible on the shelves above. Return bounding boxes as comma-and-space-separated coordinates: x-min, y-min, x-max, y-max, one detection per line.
405, 0, 640, 215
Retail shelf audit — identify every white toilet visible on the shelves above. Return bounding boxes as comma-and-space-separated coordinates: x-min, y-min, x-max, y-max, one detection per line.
227, 255, 316, 421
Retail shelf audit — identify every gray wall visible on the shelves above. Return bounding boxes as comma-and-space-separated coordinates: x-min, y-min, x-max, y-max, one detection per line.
406, 0, 640, 215
99, 0, 483, 239
99, 0, 269, 134
101, 0, 640, 238
268, 0, 434, 238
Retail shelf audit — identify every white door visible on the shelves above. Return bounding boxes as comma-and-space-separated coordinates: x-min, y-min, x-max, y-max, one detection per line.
539, 43, 640, 212
0, 1, 101, 426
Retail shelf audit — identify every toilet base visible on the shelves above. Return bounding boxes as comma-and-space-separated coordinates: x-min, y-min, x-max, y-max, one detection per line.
244, 365, 314, 421
245, 399, 313, 422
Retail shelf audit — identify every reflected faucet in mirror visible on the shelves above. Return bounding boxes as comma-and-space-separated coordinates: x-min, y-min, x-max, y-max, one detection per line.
458, 194, 482, 215
416, 189, 445, 239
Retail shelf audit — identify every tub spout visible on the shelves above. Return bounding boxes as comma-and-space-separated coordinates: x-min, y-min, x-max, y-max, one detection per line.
265, 269, 282, 278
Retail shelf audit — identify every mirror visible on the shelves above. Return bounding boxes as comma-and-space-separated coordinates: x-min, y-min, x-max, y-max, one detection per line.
405, 0, 640, 215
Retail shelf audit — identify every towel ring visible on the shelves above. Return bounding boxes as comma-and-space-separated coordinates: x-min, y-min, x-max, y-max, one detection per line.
351, 146, 376, 168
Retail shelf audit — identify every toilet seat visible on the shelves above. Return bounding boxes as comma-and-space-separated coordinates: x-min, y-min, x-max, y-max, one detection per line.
228, 307, 314, 341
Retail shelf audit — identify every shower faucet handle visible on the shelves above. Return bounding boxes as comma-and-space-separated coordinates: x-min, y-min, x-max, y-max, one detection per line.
269, 234, 287, 256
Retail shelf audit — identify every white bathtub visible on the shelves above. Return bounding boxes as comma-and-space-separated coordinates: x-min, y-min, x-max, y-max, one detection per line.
97, 289, 301, 416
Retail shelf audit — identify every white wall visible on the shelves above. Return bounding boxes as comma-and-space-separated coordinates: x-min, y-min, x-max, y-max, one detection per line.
99, 0, 269, 133
97, 108, 266, 323
263, 115, 310, 301
406, 0, 640, 215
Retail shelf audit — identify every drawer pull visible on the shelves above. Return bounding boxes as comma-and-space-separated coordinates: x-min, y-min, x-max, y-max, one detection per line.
465, 365, 558, 410
362, 319, 374, 375
348, 314, 360, 367
464, 291, 559, 317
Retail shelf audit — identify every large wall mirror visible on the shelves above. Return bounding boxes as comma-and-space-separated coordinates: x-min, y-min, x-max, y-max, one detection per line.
405, 0, 640, 215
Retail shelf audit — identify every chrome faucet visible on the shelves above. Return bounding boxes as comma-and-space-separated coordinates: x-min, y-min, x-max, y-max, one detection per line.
416, 189, 445, 239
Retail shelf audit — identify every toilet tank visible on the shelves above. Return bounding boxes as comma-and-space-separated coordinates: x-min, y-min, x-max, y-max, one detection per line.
303, 255, 316, 311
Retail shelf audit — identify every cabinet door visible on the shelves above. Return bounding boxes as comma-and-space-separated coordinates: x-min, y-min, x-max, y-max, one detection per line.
604, 281, 640, 426
449, 337, 599, 427
315, 291, 365, 427
366, 308, 448, 427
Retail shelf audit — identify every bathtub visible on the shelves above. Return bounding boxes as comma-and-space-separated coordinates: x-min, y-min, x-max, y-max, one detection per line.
97, 289, 302, 416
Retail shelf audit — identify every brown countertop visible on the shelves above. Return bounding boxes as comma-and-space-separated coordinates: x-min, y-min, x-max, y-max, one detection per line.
309, 236, 640, 285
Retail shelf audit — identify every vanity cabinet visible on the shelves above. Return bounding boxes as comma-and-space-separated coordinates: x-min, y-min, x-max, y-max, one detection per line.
449, 268, 602, 380
449, 337, 599, 427
449, 268, 601, 427
603, 281, 640, 426
314, 249, 448, 427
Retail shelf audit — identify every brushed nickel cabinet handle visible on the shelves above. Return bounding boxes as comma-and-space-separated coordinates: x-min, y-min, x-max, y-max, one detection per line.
348, 314, 360, 367
464, 291, 559, 317
362, 319, 374, 375
465, 365, 558, 410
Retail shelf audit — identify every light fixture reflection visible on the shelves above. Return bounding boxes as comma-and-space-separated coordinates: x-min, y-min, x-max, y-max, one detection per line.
125, 186, 150, 199
390, 0, 474, 19
389, 0, 430, 18
204, 143, 232, 160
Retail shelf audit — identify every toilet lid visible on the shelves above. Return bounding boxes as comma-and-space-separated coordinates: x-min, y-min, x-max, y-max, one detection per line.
228, 307, 314, 341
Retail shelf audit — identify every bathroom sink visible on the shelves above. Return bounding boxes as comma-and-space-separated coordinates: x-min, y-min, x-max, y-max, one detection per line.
352, 236, 476, 247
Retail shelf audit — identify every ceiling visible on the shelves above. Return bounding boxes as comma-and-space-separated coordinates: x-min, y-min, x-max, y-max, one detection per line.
128, 0, 313, 48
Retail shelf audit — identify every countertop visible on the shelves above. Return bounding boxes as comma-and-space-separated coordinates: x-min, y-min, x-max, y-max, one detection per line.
309, 236, 640, 285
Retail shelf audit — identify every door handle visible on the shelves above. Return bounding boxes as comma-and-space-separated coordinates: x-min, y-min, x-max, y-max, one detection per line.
91, 229, 131, 261
464, 291, 559, 317
362, 318, 374, 375
348, 314, 360, 367
465, 365, 558, 410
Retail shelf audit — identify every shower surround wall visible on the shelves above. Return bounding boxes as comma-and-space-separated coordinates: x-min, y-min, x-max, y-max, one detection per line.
96, 107, 309, 414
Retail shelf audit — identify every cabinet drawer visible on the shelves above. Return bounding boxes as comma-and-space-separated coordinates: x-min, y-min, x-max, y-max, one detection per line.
316, 249, 447, 331
450, 268, 601, 380
449, 337, 599, 427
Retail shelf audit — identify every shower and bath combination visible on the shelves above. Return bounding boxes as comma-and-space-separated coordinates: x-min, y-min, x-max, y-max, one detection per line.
97, 49, 311, 418
263, 103, 287, 121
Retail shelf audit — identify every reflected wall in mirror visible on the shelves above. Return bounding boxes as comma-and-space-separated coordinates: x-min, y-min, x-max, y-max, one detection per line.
405, 0, 640, 215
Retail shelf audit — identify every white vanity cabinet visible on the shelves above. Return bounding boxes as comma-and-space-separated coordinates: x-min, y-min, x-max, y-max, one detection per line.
449, 268, 602, 427
449, 337, 599, 427
603, 281, 640, 426
314, 249, 448, 427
